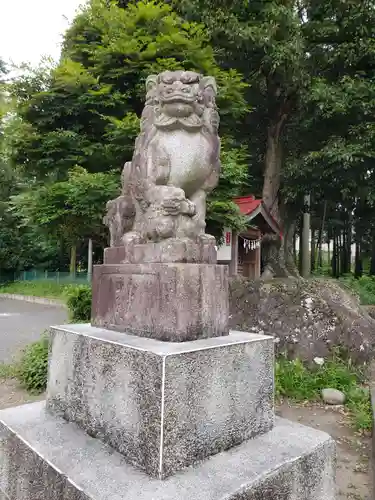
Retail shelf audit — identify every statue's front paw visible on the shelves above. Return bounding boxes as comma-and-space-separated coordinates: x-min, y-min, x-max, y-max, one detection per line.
198, 233, 216, 244
122, 231, 141, 246
181, 199, 196, 216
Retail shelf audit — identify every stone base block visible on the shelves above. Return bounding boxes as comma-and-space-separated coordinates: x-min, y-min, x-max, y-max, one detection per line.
46, 324, 274, 479
0, 401, 336, 500
91, 262, 228, 341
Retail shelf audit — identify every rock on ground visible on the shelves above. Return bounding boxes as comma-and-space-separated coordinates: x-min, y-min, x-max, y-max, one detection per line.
321, 388, 346, 405
229, 277, 375, 363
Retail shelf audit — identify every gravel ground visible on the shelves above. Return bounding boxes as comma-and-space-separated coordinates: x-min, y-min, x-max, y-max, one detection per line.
0, 297, 68, 362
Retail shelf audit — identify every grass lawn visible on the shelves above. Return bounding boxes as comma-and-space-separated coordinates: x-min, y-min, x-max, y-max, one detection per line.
276, 353, 372, 432
0, 280, 69, 300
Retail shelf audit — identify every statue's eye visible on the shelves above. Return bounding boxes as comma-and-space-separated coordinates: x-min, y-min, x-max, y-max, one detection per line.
182, 88, 189, 93
166, 88, 173, 93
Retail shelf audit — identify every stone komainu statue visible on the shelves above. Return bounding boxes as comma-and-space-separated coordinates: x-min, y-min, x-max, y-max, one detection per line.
104, 70, 221, 247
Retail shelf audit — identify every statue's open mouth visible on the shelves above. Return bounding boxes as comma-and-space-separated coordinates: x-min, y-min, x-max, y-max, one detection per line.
161, 93, 196, 103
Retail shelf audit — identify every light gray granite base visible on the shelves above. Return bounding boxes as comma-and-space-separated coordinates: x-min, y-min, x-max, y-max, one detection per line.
46, 324, 274, 478
0, 402, 336, 500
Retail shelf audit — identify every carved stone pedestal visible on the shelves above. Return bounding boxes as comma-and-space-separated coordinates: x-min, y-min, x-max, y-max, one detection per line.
0, 401, 336, 500
0, 325, 335, 500
91, 263, 228, 342
46, 325, 274, 479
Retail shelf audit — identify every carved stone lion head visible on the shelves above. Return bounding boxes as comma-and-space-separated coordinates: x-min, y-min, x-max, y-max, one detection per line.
145, 70, 218, 130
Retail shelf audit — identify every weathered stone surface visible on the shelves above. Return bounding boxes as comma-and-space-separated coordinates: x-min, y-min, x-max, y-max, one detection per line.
0, 401, 336, 500
91, 263, 228, 342
104, 71, 221, 250
104, 238, 217, 265
46, 324, 274, 479
229, 276, 375, 362
321, 388, 346, 405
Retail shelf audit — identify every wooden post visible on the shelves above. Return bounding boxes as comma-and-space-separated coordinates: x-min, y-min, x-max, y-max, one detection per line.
228, 231, 238, 276
255, 243, 261, 278
88, 238, 93, 282
301, 194, 311, 278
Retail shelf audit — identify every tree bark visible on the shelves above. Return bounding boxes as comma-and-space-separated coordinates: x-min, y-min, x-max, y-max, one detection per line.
317, 200, 327, 268
340, 227, 347, 275
332, 230, 338, 278
354, 241, 363, 278
310, 228, 316, 273
298, 217, 303, 274
262, 122, 283, 221
70, 244, 77, 277
261, 114, 289, 279
370, 232, 375, 276
327, 239, 330, 269
337, 232, 342, 277
283, 212, 299, 277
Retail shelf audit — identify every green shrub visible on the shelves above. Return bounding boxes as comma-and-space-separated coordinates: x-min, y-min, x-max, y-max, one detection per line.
276, 353, 371, 431
65, 284, 92, 322
17, 336, 49, 394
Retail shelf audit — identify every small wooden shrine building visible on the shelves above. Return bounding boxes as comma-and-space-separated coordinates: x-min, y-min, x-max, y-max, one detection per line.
217, 195, 281, 279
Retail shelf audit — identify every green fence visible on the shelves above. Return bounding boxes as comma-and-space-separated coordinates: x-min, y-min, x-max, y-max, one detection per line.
13, 270, 89, 284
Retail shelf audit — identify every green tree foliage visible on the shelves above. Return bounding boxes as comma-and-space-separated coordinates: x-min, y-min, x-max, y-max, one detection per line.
175, 0, 375, 277
5, 0, 248, 255
174, 0, 310, 213
284, 1, 375, 277
9, 0, 247, 181
11, 167, 119, 273
207, 139, 249, 239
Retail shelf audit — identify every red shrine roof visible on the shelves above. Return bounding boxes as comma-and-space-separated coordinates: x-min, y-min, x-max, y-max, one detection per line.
233, 196, 282, 236
233, 195, 261, 215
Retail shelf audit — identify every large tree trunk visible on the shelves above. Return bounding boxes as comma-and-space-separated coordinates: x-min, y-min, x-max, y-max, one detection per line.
261, 118, 290, 279
262, 122, 282, 220
283, 210, 299, 277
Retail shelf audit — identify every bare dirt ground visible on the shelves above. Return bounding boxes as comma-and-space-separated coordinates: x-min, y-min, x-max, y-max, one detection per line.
0, 379, 44, 408
277, 400, 372, 500
0, 380, 371, 499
